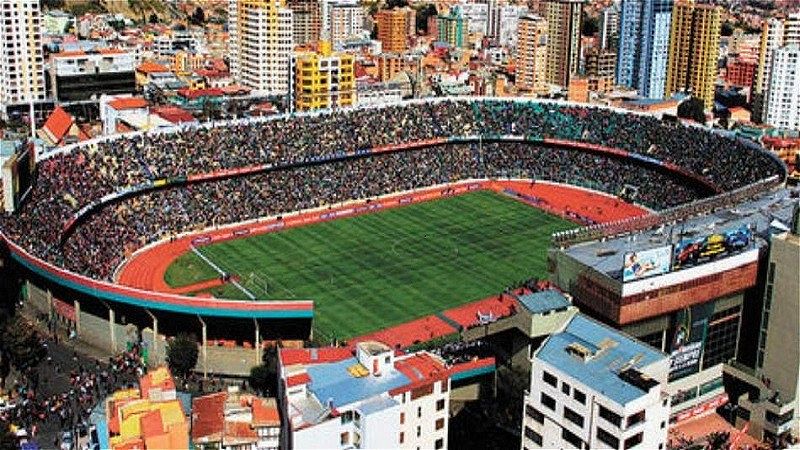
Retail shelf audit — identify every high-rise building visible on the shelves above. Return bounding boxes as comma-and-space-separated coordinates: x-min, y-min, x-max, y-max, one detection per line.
764, 44, 800, 131
376, 8, 413, 54
753, 14, 800, 123
540, 0, 584, 88
516, 14, 549, 95
616, 0, 674, 100
488, 4, 528, 48
286, 0, 321, 45
664, 0, 721, 110
228, 0, 294, 95
438, 7, 465, 48
521, 314, 670, 450
327, 1, 364, 49
459, 2, 490, 35
0, 0, 46, 116
291, 40, 355, 111
599, 2, 620, 50
732, 205, 800, 443
586, 47, 617, 91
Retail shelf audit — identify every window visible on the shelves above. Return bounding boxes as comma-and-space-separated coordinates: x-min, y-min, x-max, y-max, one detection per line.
436, 399, 445, 411
541, 392, 556, 411
417, 406, 422, 418
599, 406, 622, 427
562, 382, 571, 395
416, 426, 421, 437
435, 438, 444, 449
399, 432, 404, 444
596, 427, 619, 449
660, 421, 666, 429
525, 427, 543, 446
436, 418, 445, 430
561, 428, 583, 449
573, 390, 586, 404
626, 410, 645, 428
624, 432, 643, 450
525, 405, 544, 424
543, 371, 557, 387
400, 412, 405, 424
340, 411, 353, 424
340, 431, 350, 445
564, 407, 584, 428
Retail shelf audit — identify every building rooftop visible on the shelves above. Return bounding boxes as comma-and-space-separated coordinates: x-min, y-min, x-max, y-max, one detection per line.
562, 187, 799, 281
535, 314, 666, 406
305, 357, 411, 408
515, 290, 571, 314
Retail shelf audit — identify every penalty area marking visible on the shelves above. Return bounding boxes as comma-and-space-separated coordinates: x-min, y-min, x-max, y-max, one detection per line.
190, 246, 257, 300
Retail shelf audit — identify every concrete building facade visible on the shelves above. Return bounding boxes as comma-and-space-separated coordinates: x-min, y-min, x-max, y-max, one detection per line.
540, 0, 583, 88
764, 44, 800, 131
0, 0, 46, 115
616, 0, 674, 99
516, 14, 549, 95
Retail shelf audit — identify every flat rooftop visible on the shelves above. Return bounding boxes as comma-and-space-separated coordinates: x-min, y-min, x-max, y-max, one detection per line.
563, 187, 799, 280
515, 290, 571, 315
536, 314, 666, 406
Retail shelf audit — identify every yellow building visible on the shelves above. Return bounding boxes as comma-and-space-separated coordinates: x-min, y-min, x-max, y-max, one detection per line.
516, 14, 549, 95
665, 0, 722, 110
540, 0, 583, 89
292, 41, 355, 111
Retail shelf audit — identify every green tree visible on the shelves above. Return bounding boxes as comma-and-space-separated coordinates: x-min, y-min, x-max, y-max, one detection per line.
250, 344, 279, 396
0, 316, 46, 372
415, 4, 437, 34
166, 333, 199, 378
678, 97, 707, 123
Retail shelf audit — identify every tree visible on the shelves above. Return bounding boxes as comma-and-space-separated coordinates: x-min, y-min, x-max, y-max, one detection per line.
705, 431, 731, 450
190, 7, 205, 25
678, 97, 707, 123
386, 0, 409, 8
415, 4, 437, 34
0, 316, 46, 373
166, 333, 199, 378
250, 344, 279, 396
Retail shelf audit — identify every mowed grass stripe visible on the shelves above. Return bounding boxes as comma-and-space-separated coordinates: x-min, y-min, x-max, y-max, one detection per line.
164, 191, 574, 339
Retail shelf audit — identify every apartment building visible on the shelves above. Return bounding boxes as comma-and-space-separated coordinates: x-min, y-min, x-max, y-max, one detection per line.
0, 0, 46, 116
291, 40, 355, 111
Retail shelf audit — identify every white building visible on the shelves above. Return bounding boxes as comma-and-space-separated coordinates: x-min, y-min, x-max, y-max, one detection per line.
489, 5, 527, 48
326, 1, 365, 49
228, 0, 294, 95
279, 342, 450, 450
522, 314, 670, 450
764, 44, 800, 131
458, 2, 489, 35
0, 0, 46, 116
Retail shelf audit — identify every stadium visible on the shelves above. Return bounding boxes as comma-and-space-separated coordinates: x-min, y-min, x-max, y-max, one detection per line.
0, 97, 787, 376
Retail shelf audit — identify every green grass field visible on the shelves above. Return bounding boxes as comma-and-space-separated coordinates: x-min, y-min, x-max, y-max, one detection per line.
164, 191, 574, 339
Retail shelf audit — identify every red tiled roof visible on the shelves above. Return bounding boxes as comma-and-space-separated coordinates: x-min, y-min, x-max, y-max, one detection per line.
137, 61, 170, 74
177, 88, 224, 99
108, 98, 148, 110
224, 421, 258, 441
251, 398, 280, 427
152, 106, 195, 124
191, 392, 225, 440
279, 347, 353, 366
42, 106, 74, 144
285, 372, 311, 388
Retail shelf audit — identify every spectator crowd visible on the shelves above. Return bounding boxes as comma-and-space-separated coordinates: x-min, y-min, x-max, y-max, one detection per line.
0, 99, 785, 282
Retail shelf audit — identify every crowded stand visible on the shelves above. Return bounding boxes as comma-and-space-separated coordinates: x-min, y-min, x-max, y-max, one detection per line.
0, 99, 786, 284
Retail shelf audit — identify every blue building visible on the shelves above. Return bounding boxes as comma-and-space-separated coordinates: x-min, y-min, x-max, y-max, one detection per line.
616, 0, 673, 99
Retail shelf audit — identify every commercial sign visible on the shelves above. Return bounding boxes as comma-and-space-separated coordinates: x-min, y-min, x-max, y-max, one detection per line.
622, 246, 673, 282
669, 302, 714, 380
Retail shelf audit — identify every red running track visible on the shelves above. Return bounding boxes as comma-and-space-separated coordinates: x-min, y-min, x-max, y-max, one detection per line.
117, 180, 648, 294
116, 180, 648, 346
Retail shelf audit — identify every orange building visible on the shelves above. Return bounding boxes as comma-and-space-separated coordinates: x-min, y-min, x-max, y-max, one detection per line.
725, 58, 757, 89
376, 8, 415, 53
105, 367, 189, 450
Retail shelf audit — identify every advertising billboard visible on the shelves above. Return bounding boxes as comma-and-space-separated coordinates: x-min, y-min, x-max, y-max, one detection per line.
672, 225, 753, 270
669, 302, 714, 380
623, 246, 673, 282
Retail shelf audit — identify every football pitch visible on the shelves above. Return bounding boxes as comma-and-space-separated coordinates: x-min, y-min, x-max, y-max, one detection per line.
164, 190, 575, 339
